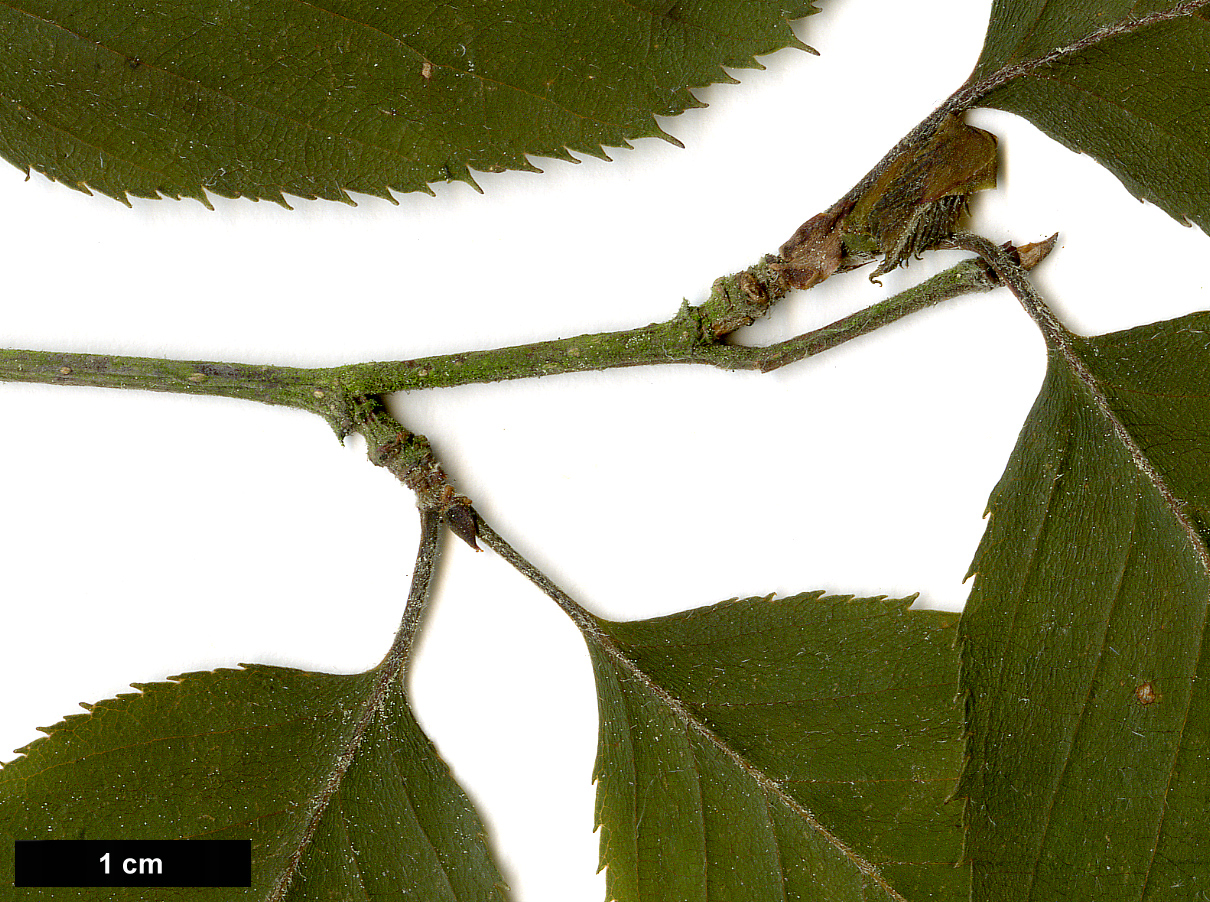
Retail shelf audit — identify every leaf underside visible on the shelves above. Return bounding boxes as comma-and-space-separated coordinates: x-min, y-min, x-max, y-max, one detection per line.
960, 312, 1210, 901
969, 0, 1210, 233
0, 0, 816, 206
590, 592, 966, 902
0, 664, 506, 901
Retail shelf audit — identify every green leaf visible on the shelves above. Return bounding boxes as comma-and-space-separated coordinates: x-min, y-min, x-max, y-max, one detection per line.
0, 0, 817, 205
960, 311, 1210, 900
0, 664, 507, 901
589, 591, 966, 902
964, 0, 1210, 232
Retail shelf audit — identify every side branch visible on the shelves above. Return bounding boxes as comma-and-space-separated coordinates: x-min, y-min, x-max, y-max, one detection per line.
352, 395, 480, 549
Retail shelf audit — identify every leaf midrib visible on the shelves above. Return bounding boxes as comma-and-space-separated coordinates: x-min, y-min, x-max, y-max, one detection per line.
692, 681, 955, 708
994, 64, 1210, 202
265, 665, 400, 902
389, 732, 463, 902
1003, 326, 1210, 902
962, 0, 1210, 106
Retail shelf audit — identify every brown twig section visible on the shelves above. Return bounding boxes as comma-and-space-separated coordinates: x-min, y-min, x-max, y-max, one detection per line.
774, 0, 1207, 289
353, 395, 480, 549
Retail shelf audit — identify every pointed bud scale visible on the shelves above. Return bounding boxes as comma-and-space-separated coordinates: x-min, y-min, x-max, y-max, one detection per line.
778, 114, 999, 288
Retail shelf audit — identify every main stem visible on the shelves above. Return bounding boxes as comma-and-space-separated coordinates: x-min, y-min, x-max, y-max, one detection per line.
0, 252, 1029, 436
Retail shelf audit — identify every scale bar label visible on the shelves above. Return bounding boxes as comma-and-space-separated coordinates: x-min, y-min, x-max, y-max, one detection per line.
14, 840, 252, 887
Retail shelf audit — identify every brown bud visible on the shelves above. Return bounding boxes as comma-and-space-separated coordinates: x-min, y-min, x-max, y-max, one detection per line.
777, 113, 1000, 288
1016, 233, 1059, 271
775, 206, 849, 290
445, 504, 481, 551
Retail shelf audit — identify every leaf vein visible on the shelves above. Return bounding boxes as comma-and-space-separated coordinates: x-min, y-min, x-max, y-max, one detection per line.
1022, 497, 1141, 902
388, 723, 462, 902
761, 790, 790, 902
605, 643, 908, 901
1139, 589, 1210, 898
695, 681, 955, 708
335, 794, 375, 902
0, 0, 437, 195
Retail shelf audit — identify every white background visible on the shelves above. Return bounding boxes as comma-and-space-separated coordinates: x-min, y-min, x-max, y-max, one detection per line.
2, 2, 1207, 899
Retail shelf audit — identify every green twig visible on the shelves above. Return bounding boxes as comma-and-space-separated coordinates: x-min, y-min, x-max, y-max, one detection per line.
0, 245, 1049, 431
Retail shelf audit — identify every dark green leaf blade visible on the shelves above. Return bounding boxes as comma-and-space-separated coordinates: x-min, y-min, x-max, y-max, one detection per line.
0, 664, 507, 901
0, 0, 817, 205
591, 592, 966, 902
965, 1, 1210, 233
960, 311, 1210, 901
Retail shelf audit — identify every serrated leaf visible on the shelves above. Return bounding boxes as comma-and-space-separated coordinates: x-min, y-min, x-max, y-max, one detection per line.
960, 311, 1210, 900
964, 0, 1210, 232
589, 591, 966, 902
0, 664, 506, 901
0, 0, 817, 205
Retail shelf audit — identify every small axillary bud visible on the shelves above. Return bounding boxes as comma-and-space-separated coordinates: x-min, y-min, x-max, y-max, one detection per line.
776, 113, 999, 289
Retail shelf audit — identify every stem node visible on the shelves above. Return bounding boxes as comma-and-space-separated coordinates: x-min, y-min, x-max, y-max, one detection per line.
356, 396, 479, 549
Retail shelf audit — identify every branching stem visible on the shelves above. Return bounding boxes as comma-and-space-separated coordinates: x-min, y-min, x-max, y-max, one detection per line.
354, 395, 480, 548
945, 233, 1071, 347
0, 248, 1044, 434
